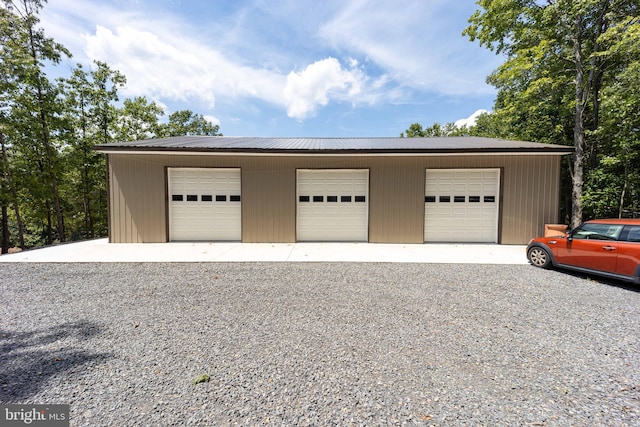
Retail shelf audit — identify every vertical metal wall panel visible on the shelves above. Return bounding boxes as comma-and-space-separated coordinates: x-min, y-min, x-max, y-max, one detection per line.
107, 157, 117, 242
108, 154, 167, 242
368, 158, 424, 243
241, 156, 296, 242
498, 155, 563, 244
105, 153, 564, 244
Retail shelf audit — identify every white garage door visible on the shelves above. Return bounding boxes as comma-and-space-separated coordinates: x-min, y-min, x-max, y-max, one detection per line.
168, 168, 241, 241
297, 169, 369, 241
424, 169, 500, 243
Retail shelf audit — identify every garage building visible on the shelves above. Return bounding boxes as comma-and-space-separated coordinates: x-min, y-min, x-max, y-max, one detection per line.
96, 136, 573, 245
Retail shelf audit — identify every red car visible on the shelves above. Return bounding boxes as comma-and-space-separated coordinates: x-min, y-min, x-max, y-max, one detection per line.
527, 219, 640, 284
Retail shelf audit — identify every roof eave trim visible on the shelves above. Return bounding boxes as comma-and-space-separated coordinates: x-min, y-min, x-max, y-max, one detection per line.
96, 147, 574, 156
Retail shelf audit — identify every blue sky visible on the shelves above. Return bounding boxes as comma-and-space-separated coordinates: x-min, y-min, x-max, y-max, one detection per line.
39, 0, 502, 137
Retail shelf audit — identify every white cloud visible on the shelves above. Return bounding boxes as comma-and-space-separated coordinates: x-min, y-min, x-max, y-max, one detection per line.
283, 57, 366, 120
454, 109, 489, 128
203, 115, 221, 126
40, 0, 290, 109
83, 25, 286, 109
37, 0, 499, 131
319, 0, 499, 96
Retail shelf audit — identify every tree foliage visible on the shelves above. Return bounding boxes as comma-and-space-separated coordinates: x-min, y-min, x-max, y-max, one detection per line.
159, 110, 221, 137
113, 99, 222, 141
405, 0, 640, 225
465, 0, 640, 226
2, 0, 71, 245
62, 61, 125, 238
400, 122, 470, 138
0, 0, 221, 251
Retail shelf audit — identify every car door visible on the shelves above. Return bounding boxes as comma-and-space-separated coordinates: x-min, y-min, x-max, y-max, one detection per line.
616, 225, 640, 278
556, 223, 623, 272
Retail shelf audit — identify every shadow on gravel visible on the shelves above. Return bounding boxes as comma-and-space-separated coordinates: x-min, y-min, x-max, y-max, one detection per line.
0, 320, 112, 402
555, 268, 640, 293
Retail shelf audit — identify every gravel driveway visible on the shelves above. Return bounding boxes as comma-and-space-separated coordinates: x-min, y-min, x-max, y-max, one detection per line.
1, 263, 639, 426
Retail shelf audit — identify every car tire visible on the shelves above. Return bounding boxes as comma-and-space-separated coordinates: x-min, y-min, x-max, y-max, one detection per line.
528, 246, 551, 268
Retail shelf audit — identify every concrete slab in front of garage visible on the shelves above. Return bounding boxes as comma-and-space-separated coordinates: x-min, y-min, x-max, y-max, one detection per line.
0, 238, 528, 264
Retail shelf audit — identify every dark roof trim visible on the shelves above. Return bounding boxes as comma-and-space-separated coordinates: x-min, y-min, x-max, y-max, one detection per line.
96, 146, 573, 155
95, 136, 575, 155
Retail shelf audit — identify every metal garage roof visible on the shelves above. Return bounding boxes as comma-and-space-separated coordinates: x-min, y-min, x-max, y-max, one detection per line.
95, 136, 574, 155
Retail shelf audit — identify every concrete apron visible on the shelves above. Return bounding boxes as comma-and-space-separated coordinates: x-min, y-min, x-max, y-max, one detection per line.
0, 238, 528, 264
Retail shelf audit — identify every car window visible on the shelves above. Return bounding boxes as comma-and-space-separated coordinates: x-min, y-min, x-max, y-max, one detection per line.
572, 223, 624, 241
621, 225, 640, 243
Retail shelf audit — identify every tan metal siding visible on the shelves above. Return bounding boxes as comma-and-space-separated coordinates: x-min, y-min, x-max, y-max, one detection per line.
106, 153, 564, 244
499, 155, 562, 244
369, 158, 424, 243
108, 155, 166, 242
241, 157, 296, 242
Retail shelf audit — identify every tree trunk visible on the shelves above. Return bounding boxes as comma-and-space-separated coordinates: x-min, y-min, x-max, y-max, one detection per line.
82, 142, 94, 238
587, 3, 608, 170
45, 200, 53, 245
9, 179, 24, 249
79, 94, 94, 238
0, 139, 8, 254
38, 90, 65, 242
1, 200, 7, 254
1, 134, 25, 248
0, 133, 8, 253
571, 16, 586, 229
619, 150, 629, 219
27, 19, 66, 242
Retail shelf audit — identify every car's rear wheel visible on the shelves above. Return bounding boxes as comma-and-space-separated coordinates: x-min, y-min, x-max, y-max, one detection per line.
528, 246, 551, 268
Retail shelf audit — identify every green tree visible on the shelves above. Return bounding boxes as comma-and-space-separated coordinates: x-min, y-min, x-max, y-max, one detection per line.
1, 0, 71, 243
0, 134, 9, 252
115, 96, 164, 141
115, 102, 222, 142
0, 4, 18, 252
585, 16, 640, 218
400, 122, 469, 137
464, 0, 640, 227
63, 61, 125, 238
1, 1, 225, 249
159, 110, 222, 137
